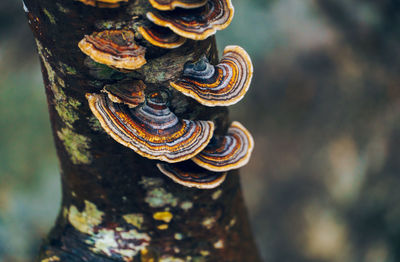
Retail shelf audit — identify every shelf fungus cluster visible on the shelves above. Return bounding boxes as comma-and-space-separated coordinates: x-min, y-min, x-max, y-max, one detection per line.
81, 0, 255, 189
87, 91, 215, 163
87, 88, 253, 189
147, 0, 234, 40
79, 30, 146, 70
171, 45, 253, 106
138, 25, 187, 49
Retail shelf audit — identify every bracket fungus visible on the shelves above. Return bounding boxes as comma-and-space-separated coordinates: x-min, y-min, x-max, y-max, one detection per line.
102, 80, 146, 108
78, 30, 146, 71
146, 0, 234, 40
86, 91, 215, 163
149, 0, 208, 11
148, 0, 208, 11
170, 45, 253, 106
138, 25, 186, 49
76, 0, 129, 8
192, 121, 254, 172
157, 161, 227, 189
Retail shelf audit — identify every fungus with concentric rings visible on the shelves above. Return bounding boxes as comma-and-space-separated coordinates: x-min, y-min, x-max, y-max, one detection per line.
138, 25, 186, 49
86, 92, 215, 163
192, 121, 254, 172
146, 0, 234, 40
170, 45, 253, 106
102, 80, 146, 108
78, 30, 146, 70
157, 161, 227, 189
148, 0, 208, 11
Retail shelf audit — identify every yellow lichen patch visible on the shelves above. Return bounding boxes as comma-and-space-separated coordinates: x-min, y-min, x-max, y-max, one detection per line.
174, 233, 183, 240
225, 217, 236, 230
68, 200, 104, 234
214, 239, 224, 249
62, 207, 68, 218
153, 211, 173, 223
212, 190, 222, 200
157, 224, 169, 230
56, 3, 70, 13
141, 248, 158, 262
202, 217, 216, 229
123, 213, 144, 229
140, 177, 164, 188
200, 250, 210, 256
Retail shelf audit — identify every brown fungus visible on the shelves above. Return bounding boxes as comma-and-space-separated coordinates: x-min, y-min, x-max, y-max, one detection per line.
157, 161, 227, 189
75, 0, 128, 8
192, 121, 254, 172
102, 80, 146, 108
170, 45, 253, 106
146, 0, 234, 40
148, 0, 208, 11
78, 30, 146, 70
138, 25, 186, 49
86, 92, 215, 163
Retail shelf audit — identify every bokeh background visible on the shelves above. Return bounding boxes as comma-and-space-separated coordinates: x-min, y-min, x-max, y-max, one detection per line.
1, 0, 400, 261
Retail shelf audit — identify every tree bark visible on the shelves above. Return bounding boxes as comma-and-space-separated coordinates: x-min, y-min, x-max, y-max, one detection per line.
24, 0, 261, 261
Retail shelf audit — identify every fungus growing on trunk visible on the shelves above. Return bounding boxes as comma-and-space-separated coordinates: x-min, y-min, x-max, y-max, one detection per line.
76, 0, 129, 8
170, 45, 253, 106
148, 0, 208, 11
86, 92, 215, 163
78, 30, 146, 70
146, 0, 234, 40
102, 80, 146, 108
193, 121, 254, 172
157, 161, 227, 189
26, 0, 262, 259
138, 25, 186, 49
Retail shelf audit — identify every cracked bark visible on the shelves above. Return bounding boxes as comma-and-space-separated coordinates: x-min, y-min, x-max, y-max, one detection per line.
24, 0, 261, 261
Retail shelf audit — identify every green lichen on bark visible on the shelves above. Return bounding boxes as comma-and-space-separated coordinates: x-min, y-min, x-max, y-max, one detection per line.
36, 40, 81, 129
57, 128, 92, 165
43, 8, 56, 24
145, 187, 178, 208
54, 99, 80, 129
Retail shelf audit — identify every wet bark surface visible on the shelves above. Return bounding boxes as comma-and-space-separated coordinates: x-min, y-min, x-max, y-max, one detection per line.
24, 0, 261, 261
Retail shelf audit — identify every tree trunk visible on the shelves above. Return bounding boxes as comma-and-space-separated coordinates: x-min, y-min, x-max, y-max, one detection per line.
24, 0, 261, 261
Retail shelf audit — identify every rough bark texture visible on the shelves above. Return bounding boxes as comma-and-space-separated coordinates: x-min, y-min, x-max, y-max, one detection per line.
24, 0, 261, 261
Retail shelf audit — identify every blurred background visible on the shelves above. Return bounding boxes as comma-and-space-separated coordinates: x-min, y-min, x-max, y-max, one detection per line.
1, 0, 400, 261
